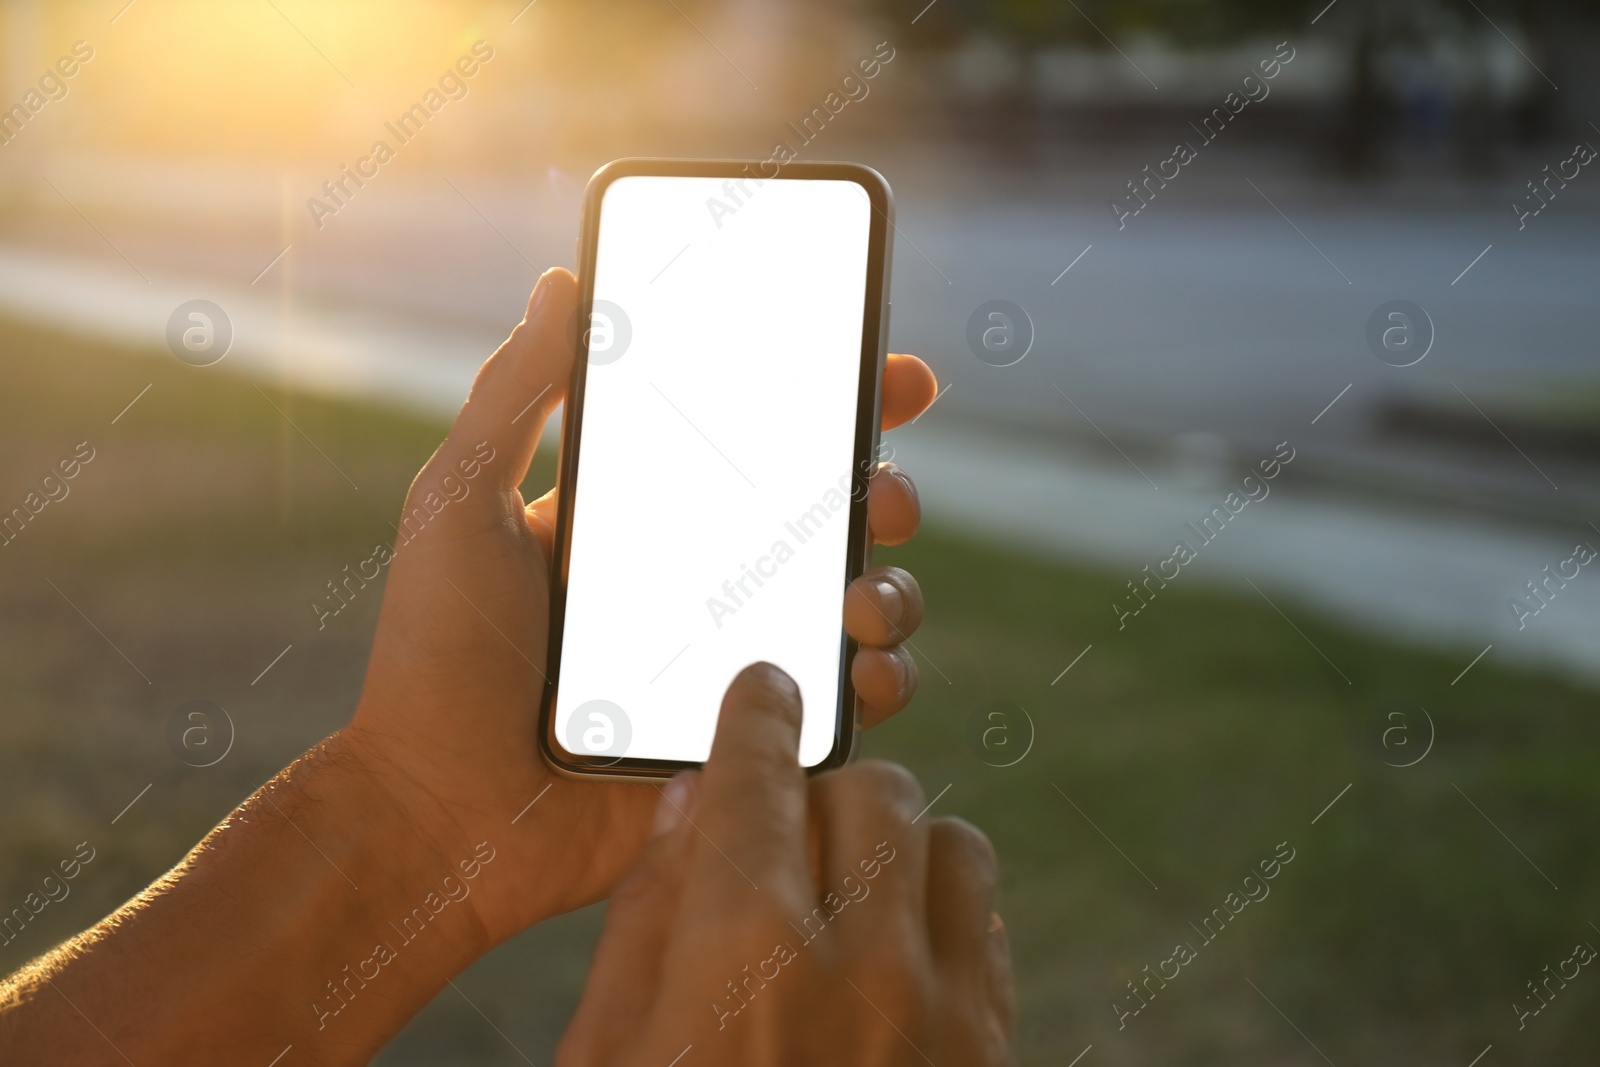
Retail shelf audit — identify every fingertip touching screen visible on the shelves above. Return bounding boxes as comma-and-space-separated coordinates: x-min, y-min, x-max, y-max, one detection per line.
553, 172, 877, 769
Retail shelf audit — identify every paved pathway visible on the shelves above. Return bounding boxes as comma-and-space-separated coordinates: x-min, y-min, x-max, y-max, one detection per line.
2, 239, 1595, 685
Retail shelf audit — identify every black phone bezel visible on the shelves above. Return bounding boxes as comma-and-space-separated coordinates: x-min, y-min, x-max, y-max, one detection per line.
538, 157, 895, 782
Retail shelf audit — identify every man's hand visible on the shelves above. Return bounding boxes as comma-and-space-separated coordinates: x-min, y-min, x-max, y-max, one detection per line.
344, 267, 940, 946
0, 269, 942, 1065
557, 663, 1015, 1065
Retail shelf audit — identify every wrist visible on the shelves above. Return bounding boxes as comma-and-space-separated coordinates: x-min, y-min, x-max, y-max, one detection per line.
209, 733, 497, 1059
337, 712, 565, 941
319, 724, 503, 948
208, 732, 498, 1060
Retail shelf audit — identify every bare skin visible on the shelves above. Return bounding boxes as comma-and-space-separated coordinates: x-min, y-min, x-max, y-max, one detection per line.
0, 268, 975, 1065
559, 663, 1015, 1067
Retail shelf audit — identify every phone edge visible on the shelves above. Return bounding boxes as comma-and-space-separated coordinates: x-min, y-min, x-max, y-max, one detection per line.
538, 157, 895, 783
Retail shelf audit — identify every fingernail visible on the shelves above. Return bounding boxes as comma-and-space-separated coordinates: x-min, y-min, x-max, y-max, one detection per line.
873, 579, 903, 626
739, 661, 800, 704
889, 465, 919, 506
652, 773, 698, 838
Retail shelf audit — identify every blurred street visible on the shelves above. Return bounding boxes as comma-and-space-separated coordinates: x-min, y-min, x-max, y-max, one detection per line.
3, 150, 1596, 680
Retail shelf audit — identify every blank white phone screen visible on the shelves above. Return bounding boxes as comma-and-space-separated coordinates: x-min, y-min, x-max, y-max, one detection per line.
554, 174, 875, 767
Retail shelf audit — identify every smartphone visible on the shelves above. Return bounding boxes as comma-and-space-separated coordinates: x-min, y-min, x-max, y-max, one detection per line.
539, 158, 893, 780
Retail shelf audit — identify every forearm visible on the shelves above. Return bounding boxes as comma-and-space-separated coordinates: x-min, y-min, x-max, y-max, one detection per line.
0, 731, 493, 1065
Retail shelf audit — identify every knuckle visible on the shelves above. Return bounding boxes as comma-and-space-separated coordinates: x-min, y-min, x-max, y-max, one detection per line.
931, 816, 998, 879
841, 759, 925, 817
714, 897, 799, 957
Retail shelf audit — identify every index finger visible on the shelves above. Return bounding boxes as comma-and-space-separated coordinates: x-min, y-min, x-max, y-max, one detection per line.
690, 662, 811, 901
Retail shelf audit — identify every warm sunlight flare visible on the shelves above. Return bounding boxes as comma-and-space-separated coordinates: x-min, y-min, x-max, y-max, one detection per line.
7, 1, 512, 157
1, 0, 1597, 1061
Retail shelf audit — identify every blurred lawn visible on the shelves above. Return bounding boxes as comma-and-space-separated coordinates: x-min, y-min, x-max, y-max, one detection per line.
0, 319, 1596, 1065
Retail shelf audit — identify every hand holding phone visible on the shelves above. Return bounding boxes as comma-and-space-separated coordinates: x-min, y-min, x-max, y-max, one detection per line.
557, 663, 1016, 1065
346, 234, 937, 946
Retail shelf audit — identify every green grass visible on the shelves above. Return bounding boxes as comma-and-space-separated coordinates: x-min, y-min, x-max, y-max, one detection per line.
872, 527, 1599, 1064
1, 318, 1596, 1064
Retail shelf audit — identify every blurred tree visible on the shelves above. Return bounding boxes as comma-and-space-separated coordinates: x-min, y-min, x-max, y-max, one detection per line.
880, 0, 1597, 173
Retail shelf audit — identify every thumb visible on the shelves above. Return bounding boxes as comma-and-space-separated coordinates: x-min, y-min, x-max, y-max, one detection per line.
427, 268, 577, 520
559, 773, 699, 1062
